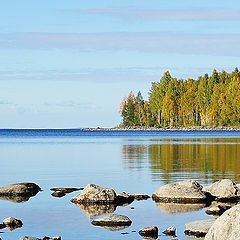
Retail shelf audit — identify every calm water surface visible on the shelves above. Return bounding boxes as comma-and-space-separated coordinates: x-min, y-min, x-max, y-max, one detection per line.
0, 129, 240, 240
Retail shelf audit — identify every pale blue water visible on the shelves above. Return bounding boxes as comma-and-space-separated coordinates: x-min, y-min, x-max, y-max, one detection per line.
0, 129, 240, 240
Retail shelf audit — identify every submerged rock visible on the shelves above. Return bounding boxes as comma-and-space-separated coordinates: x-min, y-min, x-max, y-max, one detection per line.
50, 187, 82, 194
139, 226, 158, 239
152, 180, 207, 203
73, 202, 116, 218
154, 201, 206, 213
203, 179, 239, 201
205, 204, 240, 240
0, 183, 41, 197
163, 226, 176, 236
91, 214, 132, 227
184, 219, 215, 238
71, 184, 116, 204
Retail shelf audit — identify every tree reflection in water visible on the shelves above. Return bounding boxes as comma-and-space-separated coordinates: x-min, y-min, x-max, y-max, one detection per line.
121, 138, 240, 184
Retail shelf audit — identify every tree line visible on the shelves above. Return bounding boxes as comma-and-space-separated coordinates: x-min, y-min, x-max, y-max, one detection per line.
119, 68, 240, 127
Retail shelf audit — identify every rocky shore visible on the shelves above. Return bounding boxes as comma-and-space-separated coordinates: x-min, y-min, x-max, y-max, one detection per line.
1, 180, 240, 239
81, 126, 240, 131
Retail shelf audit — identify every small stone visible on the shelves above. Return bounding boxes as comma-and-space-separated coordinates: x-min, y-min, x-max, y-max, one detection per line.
51, 191, 66, 198
139, 226, 158, 239
91, 214, 132, 226
121, 232, 129, 235
51, 237, 61, 240
3, 217, 22, 227
50, 187, 82, 194
130, 207, 134, 210
20, 237, 40, 240
163, 226, 176, 236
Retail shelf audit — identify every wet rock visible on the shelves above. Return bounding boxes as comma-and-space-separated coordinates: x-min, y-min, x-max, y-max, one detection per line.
139, 226, 158, 239
163, 226, 176, 236
3, 217, 23, 231
71, 184, 116, 204
203, 179, 239, 201
116, 192, 134, 205
206, 205, 231, 216
91, 214, 132, 227
184, 219, 215, 238
154, 201, 206, 213
0, 224, 4, 229
152, 180, 207, 203
0, 183, 41, 197
205, 204, 240, 240
73, 202, 116, 218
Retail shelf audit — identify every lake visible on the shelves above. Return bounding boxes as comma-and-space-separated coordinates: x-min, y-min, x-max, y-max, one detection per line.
0, 129, 240, 240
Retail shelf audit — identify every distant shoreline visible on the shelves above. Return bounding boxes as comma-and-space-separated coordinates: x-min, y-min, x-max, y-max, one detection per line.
82, 126, 240, 131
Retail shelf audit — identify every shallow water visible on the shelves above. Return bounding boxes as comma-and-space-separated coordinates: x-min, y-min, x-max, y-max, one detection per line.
0, 129, 240, 240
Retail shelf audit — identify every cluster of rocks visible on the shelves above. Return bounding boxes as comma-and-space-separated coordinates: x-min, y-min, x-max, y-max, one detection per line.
1, 179, 240, 239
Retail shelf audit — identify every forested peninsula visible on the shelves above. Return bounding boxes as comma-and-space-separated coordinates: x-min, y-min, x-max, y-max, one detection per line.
119, 68, 240, 128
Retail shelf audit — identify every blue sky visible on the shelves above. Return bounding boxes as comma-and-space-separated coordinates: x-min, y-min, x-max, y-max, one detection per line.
0, 0, 240, 128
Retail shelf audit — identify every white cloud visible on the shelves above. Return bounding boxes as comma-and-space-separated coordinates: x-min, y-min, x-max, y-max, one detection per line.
79, 8, 240, 21
0, 32, 240, 56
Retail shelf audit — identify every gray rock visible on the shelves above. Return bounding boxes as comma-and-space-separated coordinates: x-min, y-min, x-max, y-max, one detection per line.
73, 202, 116, 218
152, 180, 207, 203
91, 214, 132, 226
163, 226, 176, 236
0, 183, 41, 197
71, 183, 116, 204
184, 219, 215, 238
203, 179, 239, 201
205, 204, 240, 240
139, 226, 158, 238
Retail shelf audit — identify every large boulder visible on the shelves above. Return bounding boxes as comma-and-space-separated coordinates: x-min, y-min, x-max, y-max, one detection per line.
0, 183, 41, 197
184, 219, 215, 238
91, 214, 132, 227
205, 204, 240, 240
152, 180, 207, 203
203, 179, 239, 201
71, 184, 116, 204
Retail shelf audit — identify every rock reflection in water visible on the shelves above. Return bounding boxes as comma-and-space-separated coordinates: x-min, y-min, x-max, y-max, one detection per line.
0, 195, 32, 203
73, 203, 116, 218
95, 225, 130, 231
154, 201, 206, 214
